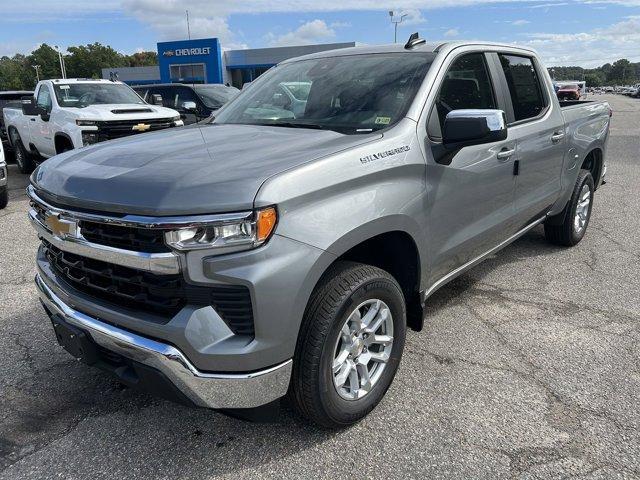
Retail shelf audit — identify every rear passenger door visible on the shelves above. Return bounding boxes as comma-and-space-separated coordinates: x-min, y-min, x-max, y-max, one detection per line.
494, 53, 565, 224
423, 51, 518, 285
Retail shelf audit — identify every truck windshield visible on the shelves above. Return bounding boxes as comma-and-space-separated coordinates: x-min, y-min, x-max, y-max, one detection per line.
53, 83, 145, 108
215, 53, 433, 134
193, 85, 239, 108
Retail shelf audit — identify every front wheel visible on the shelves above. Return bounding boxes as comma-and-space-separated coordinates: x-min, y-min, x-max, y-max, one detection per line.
544, 169, 594, 246
290, 261, 407, 428
14, 139, 36, 174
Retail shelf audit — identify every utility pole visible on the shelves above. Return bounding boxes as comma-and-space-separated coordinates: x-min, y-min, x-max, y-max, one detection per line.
54, 45, 66, 78
32, 65, 41, 82
389, 11, 408, 43
186, 10, 191, 40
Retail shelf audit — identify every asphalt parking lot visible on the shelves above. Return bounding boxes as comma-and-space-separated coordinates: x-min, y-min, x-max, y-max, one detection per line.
0, 93, 639, 480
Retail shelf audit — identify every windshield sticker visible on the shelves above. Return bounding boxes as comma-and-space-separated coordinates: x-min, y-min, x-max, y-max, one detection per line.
374, 116, 391, 125
360, 145, 410, 164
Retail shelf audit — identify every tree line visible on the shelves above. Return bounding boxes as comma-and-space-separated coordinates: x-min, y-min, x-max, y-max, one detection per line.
2, 42, 639, 90
0, 43, 157, 90
548, 59, 640, 87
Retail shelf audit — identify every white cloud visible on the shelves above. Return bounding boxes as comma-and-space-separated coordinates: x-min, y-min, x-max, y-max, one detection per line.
266, 20, 336, 47
444, 28, 460, 37
519, 17, 640, 66
330, 21, 352, 28
511, 19, 530, 25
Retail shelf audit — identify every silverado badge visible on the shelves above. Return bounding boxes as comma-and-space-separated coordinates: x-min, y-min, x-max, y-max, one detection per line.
132, 123, 151, 132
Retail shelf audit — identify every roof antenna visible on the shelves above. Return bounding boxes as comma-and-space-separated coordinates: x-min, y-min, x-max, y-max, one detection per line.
405, 32, 426, 49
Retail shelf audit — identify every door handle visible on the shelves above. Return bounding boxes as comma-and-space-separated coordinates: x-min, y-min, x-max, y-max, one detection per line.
497, 148, 516, 160
30, 118, 36, 122
551, 132, 565, 143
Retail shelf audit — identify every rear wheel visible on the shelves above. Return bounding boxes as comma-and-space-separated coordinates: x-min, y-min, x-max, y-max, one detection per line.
290, 261, 406, 428
14, 138, 36, 174
544, 169, 594, 246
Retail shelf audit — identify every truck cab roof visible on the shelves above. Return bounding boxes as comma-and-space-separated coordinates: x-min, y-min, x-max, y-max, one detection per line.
279, 40, 539, 64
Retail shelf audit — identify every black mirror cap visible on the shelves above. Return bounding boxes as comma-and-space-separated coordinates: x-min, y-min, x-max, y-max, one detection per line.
442, 109, 507, 151
21, 96, 38, 115
150, 94, 163, 105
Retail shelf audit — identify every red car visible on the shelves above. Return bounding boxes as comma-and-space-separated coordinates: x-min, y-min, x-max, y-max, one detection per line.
557, 84, 581, 101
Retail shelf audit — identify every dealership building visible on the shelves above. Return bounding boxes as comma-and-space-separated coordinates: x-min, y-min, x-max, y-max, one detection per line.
102, 38, 356, 88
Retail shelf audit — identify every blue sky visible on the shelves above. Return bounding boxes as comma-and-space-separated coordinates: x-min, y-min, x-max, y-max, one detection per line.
1, 0, 640, 67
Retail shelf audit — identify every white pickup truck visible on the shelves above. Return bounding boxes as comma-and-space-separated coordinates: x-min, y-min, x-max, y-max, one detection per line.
3, 79, 183, 173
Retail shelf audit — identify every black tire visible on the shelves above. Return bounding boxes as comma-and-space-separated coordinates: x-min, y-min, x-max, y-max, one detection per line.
0, 187, 7, 210
544, 169, 594, 246
290, 261, 407, 428
14, 138, 36, 174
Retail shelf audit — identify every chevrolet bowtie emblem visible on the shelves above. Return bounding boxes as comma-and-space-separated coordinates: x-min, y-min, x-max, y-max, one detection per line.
45, 213, 78, 239
132, 123, 151, 132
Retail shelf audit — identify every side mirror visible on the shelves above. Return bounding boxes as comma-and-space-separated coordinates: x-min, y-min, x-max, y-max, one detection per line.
181, 101, 197, 111
150, 94, 163, 105
442, 109, 507, 150
21, 96, 39, 116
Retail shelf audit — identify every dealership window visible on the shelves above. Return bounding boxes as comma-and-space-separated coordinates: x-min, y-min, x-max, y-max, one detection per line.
169, 64, 206, 84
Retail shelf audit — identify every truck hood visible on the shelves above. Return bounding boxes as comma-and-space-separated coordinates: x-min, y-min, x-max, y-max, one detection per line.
69, 104, 178, 121
32, 123, 379, 216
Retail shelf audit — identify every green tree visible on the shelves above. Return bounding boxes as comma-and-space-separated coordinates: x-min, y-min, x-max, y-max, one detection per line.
65, 43, 127, 78
127, 51, 158, 67
28, 44, 63, 80
584, 72, 605, 87
0, 54, 36, 90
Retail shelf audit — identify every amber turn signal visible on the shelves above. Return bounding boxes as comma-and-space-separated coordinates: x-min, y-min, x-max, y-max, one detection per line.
256, 207, 277, 242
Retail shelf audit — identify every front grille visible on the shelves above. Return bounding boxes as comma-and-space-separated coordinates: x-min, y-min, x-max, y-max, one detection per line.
80, 221, 170, 253
96, 118, 175, 141
42, 241, 254, 335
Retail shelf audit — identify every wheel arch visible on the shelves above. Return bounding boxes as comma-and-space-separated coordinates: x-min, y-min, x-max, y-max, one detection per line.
54, 132, 74, 154
581, 147, 604, 189
307, 218, 426, 332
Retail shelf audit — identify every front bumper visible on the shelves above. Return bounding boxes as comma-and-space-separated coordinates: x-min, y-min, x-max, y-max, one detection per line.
36, 273, 292, 409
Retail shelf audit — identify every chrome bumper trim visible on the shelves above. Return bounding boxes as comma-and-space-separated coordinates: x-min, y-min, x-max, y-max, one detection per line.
29, 209, 181, 274
36, 273, 292, 409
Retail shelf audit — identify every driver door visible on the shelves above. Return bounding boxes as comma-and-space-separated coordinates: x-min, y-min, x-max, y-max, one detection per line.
422, 51, 519, 286
31, 85, 55, 157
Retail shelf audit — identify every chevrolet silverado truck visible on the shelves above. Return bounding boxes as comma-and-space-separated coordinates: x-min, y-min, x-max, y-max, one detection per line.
28, 37, 610, 428
4, 79, 182, 174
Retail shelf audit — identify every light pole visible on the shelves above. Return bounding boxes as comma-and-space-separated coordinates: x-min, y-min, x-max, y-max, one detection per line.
32, 64, 41, 82
54, 45, 67, 79
389, 11, 408, 43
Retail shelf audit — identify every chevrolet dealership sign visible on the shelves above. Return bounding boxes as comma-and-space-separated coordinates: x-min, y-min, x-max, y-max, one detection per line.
163, 47, 212, 57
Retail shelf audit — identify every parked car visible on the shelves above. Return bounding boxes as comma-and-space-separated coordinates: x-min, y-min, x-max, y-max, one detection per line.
0, 141, 7, 209
3, 79, 183, 173
0, 90, 33, 158
557, 84, 581, 101
133, 83, 239, 125
29, 38, 610, 427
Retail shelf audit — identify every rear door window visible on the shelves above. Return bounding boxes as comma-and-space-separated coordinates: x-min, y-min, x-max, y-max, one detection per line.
498, 54, 546, 122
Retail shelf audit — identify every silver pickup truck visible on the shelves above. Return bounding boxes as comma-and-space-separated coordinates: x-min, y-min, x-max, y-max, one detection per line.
28, 37, 610, 427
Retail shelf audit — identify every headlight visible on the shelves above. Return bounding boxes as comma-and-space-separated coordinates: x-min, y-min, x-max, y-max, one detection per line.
76, 120, 97, 126
165, 206, 277, 252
